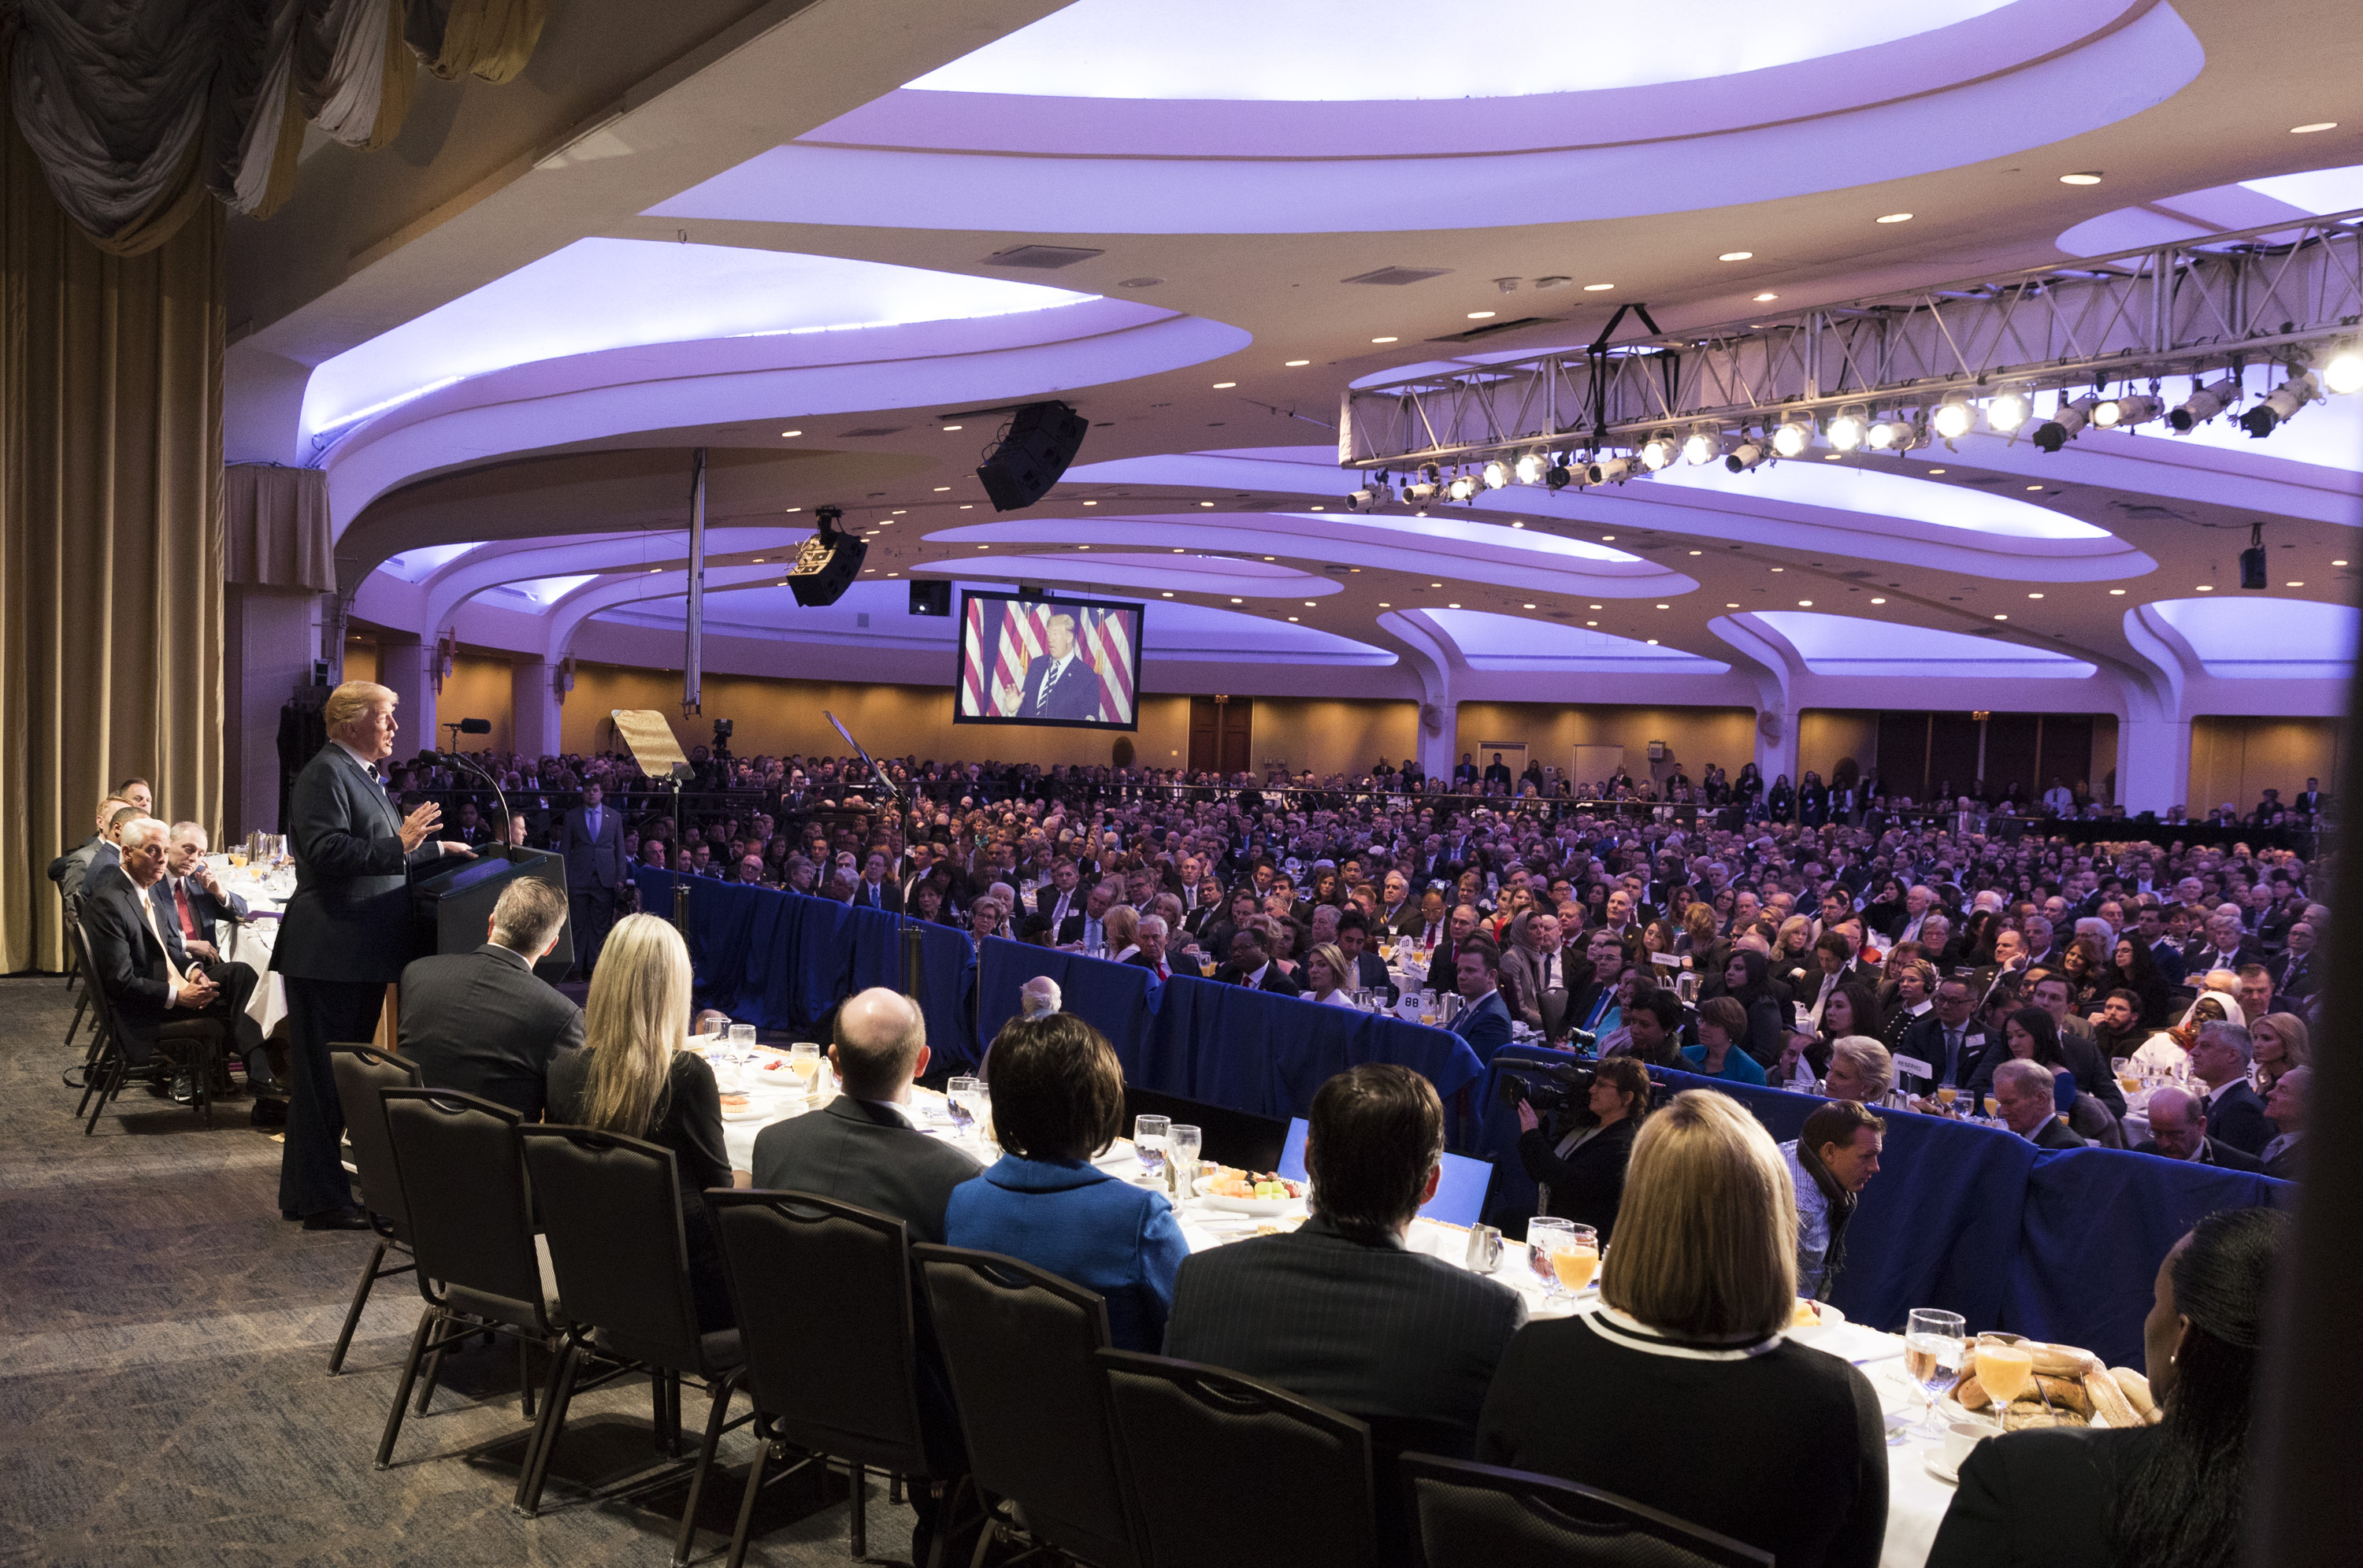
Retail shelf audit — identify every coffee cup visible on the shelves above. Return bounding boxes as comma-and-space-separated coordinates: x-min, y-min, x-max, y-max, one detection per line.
1942, 1420, 1988, 1475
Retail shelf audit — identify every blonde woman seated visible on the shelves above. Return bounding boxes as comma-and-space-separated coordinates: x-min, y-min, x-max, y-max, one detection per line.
1103, 903, 1141, 965
1302, 942, 1360, 1007
547, 914, 751, 1333
1825, 1036, 1914, 1110
2249, 1011, 2309, 1095
1477, 1090, 1889, 1567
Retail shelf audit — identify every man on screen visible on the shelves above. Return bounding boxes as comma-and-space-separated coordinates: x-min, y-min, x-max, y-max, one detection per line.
996, 611, 1103, 721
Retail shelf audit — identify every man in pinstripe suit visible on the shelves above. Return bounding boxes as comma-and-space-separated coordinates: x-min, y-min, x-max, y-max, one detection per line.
1162, 1064, 1526, 1457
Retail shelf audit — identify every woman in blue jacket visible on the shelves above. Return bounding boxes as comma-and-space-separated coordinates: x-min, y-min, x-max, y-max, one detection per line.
946, 1014, 1189, 1351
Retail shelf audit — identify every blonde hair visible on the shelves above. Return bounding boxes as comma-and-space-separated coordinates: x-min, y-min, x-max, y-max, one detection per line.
1775, 914, 1812, 954
323, 680, 395, 732
1305, 942, 1351, 994
1601, 1089, 1797, 1341
2252, 1011, 2311, 1070
1104, 903, 1139, 950
577, 914, 693, 1138
1829, 1036, 1896, 1101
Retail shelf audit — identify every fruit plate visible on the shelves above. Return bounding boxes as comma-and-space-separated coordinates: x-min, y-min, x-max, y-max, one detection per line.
1193, 1177, 1307, 1217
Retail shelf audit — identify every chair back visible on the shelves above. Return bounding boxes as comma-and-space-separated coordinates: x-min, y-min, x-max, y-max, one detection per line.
329, 1045, 425, 1238
1097, 1348, 1374, 1568
915, 1244, 1136, 1568
520, 1125, 704, 1372
1398, 1454, 1773, 1568
379, 1088, 551, 1333
707, 1188, 931, 1477
67, 917, 128, 1055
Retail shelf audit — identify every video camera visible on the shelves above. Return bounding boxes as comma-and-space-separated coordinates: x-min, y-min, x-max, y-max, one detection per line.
1493, 1042, 1606, 1115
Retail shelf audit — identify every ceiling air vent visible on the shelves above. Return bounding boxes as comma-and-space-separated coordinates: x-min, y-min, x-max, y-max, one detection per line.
984, 245, 1106, 269
1342, 267, 1453, 286
1430, 317, 1556, 342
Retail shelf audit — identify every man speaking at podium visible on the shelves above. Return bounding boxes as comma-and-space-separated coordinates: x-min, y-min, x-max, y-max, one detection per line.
273, 681, 473, 1230
994, 611, 1101, 721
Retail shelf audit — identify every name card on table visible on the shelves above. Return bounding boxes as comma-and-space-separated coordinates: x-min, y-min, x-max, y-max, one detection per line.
1894, 1055, 1935, 1081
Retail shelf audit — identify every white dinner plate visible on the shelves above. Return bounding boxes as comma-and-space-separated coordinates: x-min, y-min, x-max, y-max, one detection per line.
1924, 1451, 1961, 1486
1193, 1176, 1308, 1217
720, 1095, 798, 1121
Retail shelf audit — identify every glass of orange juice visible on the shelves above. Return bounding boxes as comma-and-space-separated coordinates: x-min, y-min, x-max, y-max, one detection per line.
1976, 1340, 2035, 1432
1983, 1095, 2000, 1120
1936, 1085, 1958, 1113
1549, 1224, 1601, 1295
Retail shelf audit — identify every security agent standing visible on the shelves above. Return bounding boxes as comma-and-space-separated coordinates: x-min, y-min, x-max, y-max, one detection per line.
272, 680, 473, 1229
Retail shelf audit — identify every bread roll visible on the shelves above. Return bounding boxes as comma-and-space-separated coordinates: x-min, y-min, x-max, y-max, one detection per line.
1953, 1372, 1990, 1410
2027, 1341, 2101, 1378
2083, 1369, 2138, 1428
2035, 1373, 2092, 1418
2110, 1367, 2156, 1418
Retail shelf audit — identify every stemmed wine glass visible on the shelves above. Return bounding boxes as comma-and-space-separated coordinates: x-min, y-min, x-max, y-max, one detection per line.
1905, 1310, 1967, 1437
1133, 1115, 1170, 1184
1526, 1217, 1576, 1302
1168, 1124, 1203, 1200
946, 1076, 981, 1136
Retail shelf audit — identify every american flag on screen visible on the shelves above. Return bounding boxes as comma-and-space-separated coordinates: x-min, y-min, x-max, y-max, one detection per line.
960, 599, 1136, 723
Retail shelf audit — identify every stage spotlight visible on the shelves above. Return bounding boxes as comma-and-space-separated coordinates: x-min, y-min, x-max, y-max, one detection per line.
2031, 392, 2101, 453
2239, 371, 2320, 438
1640, 432, 1680, 471
1403, 480, 1439, 505
1987, 387, 2033, 433
1448, 473, 1479, 502
1931, 398, 1975, 440
1724, 437, 1771, 473
1682, 428, 1723, 465
1482, 460, 1511, 489
1827, 406, 1868, 451
2092, 392, 2161, 428
1345, 487, 1379, 510
1586, 455, 1633, 484
1515, 452, 1547, 484
2169, 377, 2241, 432
1545, 461, 1572, 491
2326, 343, 2363, 395
1770, 417, 1815, 458
1866, 413, 1916, 450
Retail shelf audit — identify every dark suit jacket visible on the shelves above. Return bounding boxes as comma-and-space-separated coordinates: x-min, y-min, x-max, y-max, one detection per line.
274, 743, 448, 983
850, 875, 902, 914
1015, 652, 1100, 721
150, 873, 248, 948
1215, 960, 1301, 997
2029, 1117, 2087, 1151
2201, 1081, 2272, 1156
80, 863, 198, 1057
749, 1095, 983, 1244
1927, 1425, 2158, 1568
2268, 947, 2317, 999
1898, 1015, 1986, 1093
561, 805, 625, 891
1163, 1214, 1527, 1455
397, 943, 584, 1120
51, 839, 120, 901
1349, 949, 1397, 1003
2131, 1136, 2264, 1173
1036, 883, 1082, 928
1515, 1115, 1638, 1242
1449, 988, 1513, 1063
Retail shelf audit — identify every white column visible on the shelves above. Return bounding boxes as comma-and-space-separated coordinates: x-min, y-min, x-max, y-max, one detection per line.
2116, 716, 2192, 816
1753, 710, 1799, 791
511, 657, 562, 759
1416, 699, 1456, 782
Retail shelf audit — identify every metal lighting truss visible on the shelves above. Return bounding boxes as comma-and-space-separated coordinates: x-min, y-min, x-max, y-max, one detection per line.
1337, 206, 2363, 470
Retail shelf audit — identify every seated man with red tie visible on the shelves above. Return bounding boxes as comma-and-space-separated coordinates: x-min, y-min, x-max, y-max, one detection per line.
1124, 914, 1177, 980
155, 821, 248, 964
81, 817, 260, 1111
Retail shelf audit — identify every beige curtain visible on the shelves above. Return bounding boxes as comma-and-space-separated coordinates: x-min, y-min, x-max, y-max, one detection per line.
225, 463, 335, 591
0, 111, 224, 972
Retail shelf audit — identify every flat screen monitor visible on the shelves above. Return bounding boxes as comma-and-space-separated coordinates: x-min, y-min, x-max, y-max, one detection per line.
1278, 1117, 1495, 1229
954, 590, 1143, 732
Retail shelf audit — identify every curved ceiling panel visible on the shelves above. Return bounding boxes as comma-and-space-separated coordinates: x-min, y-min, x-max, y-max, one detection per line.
1644, 459, 2113, 538
912, 551, 1344, 597
1745, 610, 2099, 677
2147, 595, 2360, 677
1419, 607, 1731, 673
2057, 159, 2363, 255
647, 3, 2198, 233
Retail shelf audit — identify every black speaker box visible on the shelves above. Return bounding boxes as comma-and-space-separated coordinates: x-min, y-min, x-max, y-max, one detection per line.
909, 580, 952, 617
977, 401, 1089, 511
788, 529, 867, 606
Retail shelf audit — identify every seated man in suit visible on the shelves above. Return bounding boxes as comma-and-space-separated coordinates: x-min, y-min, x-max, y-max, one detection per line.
154, 821, 247, 964
2186, 1021, 2272, 1157
1897, 975, 1985, 1098
1499, 912, 1571, 1032
1214, 921, 1301, 997
2133, 1085, 2264, 1173
80, 817, 259, 1108
2260, 1066, 2308, 1180
2268, 921, 2318, 1001
397, 878, 582, 1120
49, 794, 133, 899
1449, 945, 1514, 1064
1334, 910, 1397, 1003
750, 988, 982, 1243
1163, 1063, 1527, 1458
1123, 914, 1178, 981
1992, 1058, 2087, 1150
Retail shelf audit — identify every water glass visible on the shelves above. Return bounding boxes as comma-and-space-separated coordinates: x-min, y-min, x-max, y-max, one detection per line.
1168, 1124, 1203, 1200
1905, 1309, 1968, 1437
1134, 1114, 1170, 1184
947, 1076, 982, 1136
1526, 1217, 1577, 1300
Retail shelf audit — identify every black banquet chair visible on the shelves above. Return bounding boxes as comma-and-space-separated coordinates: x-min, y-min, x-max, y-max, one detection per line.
69, 916, 224, 1132
914, 1243, 1137, 1568
707, 1189, 966, 1567
325, 1043, 424, 1374
1096, 1348, 1375, 1568
373, 1088, 562, 1472
1398, 1453, 1773, 1568
515, 1124, 751, 1560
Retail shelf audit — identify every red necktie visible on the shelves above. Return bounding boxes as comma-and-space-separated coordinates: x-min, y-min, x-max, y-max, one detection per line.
174, 880, 196, 936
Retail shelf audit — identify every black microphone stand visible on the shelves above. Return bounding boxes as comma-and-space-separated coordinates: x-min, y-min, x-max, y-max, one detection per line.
426, 744, 511, 858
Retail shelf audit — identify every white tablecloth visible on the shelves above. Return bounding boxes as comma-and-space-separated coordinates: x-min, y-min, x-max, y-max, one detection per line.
707, 1051, 1952, 1567
206, 856, 290, 1037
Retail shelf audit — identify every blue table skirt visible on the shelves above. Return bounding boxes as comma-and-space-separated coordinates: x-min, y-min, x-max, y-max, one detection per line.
1467, 1052, 2291, 1366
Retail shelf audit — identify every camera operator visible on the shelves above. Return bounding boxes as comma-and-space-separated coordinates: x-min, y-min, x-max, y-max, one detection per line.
1512, 1055, 1652, 1244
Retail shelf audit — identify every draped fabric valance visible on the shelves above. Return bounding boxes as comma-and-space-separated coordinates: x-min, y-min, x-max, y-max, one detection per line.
224, 462, 335, 591
2, 0, 547, 256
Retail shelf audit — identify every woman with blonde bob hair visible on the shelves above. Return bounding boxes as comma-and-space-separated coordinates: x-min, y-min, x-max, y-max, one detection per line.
547, 914, 744, 1329
1478, 1090, 1889, 1567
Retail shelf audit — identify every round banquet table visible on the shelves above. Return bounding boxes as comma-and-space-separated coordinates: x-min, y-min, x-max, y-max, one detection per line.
204, 854, 291, 1039
699, 1041, 1960, 1568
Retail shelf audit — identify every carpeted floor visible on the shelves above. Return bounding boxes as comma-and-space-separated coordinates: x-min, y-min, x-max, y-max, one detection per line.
0, 976, 914, 1567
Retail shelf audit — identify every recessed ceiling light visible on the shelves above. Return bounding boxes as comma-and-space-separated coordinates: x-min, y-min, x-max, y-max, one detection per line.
2291, 122, 2338, 133
1583, 283, 1614, 291
1200, 501, 1215, 507
1162, 591, 1174, 597
2026, 484, 2045, 491
648, 567, 661, 573
1523, 602, 1537, 609
1230, 597, 1243, 602
1378, 602, 1391, 607
933, 486, 951, 491
1447, 602, 1462, 608
1174, 548, 1184, 553
1509, 520, 1524, 528
2109, 588, 2126, 595
1467, 311, 1497, 320
1719, 251, 1753, 261
1590, 604, 1602, 609
892, 509, 907, 514
1823, 453, 1843, 461
1870, 597, 1886, 604
2287, 580, 2306, 587
1285, 359, 1311, 367
1371, 335, 1398, 343
1753, 292, 1779, 302
1876, 213, 1914, 224
1082, 500, 1097, 506
1656, 603, 1670, 610
2335, 560, 2350, 566
784, 506, 801, 513
1431, 581, 1444, 587
1310, 505, 1325, 510
1601, 535, 1615, 541
1994, 613, 2009, 620
1305, 600, 1317, 606
1289, 617, 1299, 622
1690, 550, 1703, 555
1770, 567, 1784, 573
2197, 584, 2213, 591
2059, 172, 2104, 186
1798, 599, 1812, 606
1726, 602, 1740, 608
752, 558, 766, 563
780, 429, 803, 437
1647, 639, 1659, 645
2029, 591, 2044, 599
1586, 621, 1597, 626
942, 424, 963, 432
959, 504, 973, 509
1926, 468, 1946, 475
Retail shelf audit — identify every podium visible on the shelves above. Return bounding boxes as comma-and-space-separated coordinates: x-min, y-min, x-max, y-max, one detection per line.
410, 847, 574, 982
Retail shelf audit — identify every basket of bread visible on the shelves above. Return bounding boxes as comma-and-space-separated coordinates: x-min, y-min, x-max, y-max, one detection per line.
1948, 1333, 2161, 1431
